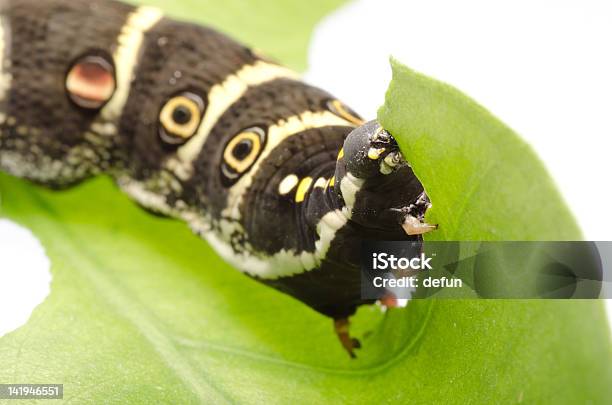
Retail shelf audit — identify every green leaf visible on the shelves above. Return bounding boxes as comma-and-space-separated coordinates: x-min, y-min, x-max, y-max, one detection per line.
2, 177, 611, 403
377, 58, 611, 401
0, 5, 610, 405
379, 58, 582, 241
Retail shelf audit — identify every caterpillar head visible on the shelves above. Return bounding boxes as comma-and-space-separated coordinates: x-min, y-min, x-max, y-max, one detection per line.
333, 120, 432, 234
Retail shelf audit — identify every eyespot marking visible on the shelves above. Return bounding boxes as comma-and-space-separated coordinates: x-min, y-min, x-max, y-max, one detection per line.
367, 147, 385, 160
295, 177, 313, 203
66, 54, 116, 110
159, 92, 206, 145
221, 126, 267, 186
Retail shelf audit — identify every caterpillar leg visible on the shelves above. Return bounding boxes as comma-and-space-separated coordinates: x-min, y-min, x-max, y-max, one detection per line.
397, 192, 438, 236
402, 214, 438, 236
334, 318, 361, 358
380, 291, 399, 308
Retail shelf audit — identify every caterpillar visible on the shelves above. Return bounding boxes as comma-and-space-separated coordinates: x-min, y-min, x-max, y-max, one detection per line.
0, 0, 435, 357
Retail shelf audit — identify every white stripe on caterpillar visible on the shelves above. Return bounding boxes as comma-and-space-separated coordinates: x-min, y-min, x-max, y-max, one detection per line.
99, 6, 163, 125
199, 209, 349, 279
120, 109, 353, 221
0, 14, 11, 104
166, 60, 300, 180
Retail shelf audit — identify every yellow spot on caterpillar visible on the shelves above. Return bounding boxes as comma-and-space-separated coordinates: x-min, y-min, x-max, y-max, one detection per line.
295, 177, 313, 203
278, 174, 299, 195
337, 148, 344, 160
372, 126, 385, 141
329, 176, 335, 188
368, 147, 385, 160
313, 177, 327, 189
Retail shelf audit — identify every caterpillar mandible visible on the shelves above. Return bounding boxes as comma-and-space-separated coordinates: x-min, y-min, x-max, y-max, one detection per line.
0, 0, 435, 357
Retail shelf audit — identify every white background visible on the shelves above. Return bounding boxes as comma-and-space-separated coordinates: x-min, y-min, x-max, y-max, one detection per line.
1, 0, 611, 336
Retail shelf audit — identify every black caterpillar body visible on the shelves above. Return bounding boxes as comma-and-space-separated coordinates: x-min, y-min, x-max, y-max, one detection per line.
0, 0, 433, 356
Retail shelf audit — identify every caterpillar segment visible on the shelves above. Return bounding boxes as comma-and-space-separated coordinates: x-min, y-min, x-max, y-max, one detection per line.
0, 0, 436, 357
